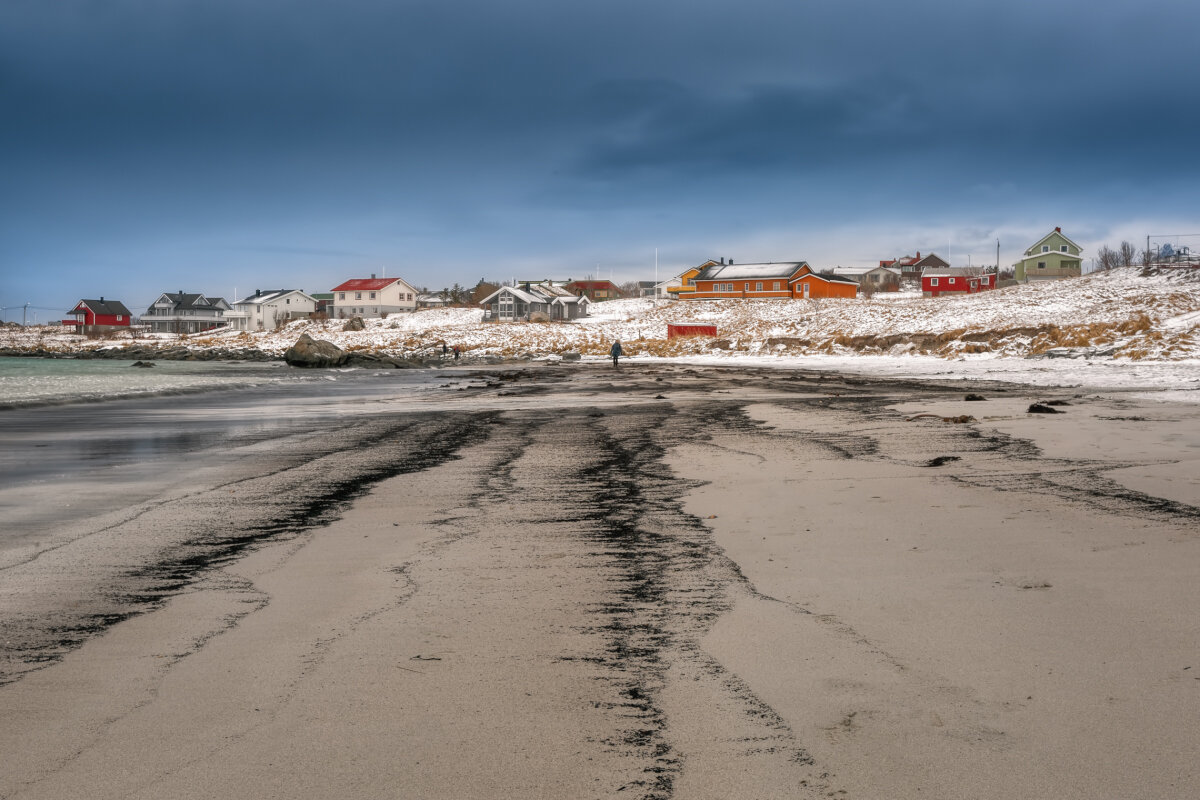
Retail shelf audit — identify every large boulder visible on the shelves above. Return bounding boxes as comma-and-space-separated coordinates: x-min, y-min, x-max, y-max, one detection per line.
342, 316, 366, 332
285, 333, 349, 367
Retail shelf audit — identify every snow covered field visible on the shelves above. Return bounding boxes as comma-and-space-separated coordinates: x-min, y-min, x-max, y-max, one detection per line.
3, 267, 1198, 396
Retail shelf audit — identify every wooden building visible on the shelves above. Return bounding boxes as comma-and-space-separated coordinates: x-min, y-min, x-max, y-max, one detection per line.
63, 298, 133, 333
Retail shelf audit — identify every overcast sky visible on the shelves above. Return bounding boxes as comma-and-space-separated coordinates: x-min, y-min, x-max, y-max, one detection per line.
2, 0, 1197, 318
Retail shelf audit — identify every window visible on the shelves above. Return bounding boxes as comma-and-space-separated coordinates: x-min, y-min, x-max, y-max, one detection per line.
931, 278, 939, 286
949, 278, 956, 284
1060, 245, 1068, 252
407, 293, 413, 301
756, 282, 763, 291
1042, 246, 1049, 253
339, 292, 345, 300
116, 315, 123, 321
286, 299, 290, 304
369, 292, 376, 299
1037, 261, 1046, 269
773, 282, 780, 290
355, 292, 362, 300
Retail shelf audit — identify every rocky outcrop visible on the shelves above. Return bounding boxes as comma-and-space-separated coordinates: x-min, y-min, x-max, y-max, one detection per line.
342, 316, 366, 332
284, 334, 349, 368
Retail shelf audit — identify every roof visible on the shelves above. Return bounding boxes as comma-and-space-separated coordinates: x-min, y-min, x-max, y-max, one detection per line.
72, 299, 132, 316
792, 271, 859, 285
479, 286, 546, 305
696, 261, 809, 281
153, 292, 218, 311
922, 267, 986, 278
565, 280, 621, 289
234, 289, 312, 306
1024, 228, 1083, 256
863, 266, 902, 276
331, 277, 412, 292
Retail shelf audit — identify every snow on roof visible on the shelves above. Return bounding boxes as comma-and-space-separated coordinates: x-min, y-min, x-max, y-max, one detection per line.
697, 262, 808, 280
331, 277, 411, 292
922, 267, 986, 278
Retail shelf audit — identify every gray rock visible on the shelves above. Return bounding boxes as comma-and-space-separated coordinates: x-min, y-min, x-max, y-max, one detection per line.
561, 352, 581, 362
342, 316, 366, 332
284, 333, 349, 367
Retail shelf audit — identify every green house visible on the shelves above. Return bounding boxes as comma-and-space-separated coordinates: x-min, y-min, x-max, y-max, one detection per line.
1014, 227, 1083, 282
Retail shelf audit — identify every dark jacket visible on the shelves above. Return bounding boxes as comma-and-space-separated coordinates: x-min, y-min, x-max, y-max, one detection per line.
610, 342, 622, 357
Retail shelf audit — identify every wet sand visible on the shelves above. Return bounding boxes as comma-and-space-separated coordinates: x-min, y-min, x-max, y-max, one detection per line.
2, 363, 1198, 799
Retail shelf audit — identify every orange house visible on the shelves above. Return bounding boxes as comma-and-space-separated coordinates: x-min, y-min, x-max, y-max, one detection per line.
684, 260, 810, 300
789, 265, 859, 299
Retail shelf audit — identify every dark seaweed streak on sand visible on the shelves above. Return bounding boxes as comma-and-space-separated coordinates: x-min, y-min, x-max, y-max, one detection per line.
1, 412, 495, 685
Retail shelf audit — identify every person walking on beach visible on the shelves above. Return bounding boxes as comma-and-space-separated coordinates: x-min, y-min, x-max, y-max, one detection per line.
442, 342, 448, 357
610, 339, 622, 368
453, 345, 460, 361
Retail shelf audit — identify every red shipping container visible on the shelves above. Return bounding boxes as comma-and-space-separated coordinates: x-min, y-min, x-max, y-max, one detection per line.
667, 323, 717, 339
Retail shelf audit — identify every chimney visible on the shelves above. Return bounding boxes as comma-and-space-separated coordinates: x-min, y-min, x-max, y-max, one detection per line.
100, 296, 104, 302
371, 273, 376, 279
729, 259, 734, 265
255, 289, 260, 297
719, 257, 725, 265
916, 251, 921, 258
1055, 226, 1061, 233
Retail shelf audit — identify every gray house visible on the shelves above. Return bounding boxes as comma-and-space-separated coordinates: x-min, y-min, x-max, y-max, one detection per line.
480, 284, 591, 322
144, 292, 232, 333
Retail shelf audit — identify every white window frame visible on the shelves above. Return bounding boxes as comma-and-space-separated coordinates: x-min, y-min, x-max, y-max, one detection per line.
1042, 245, 1049, 253
949, 278, 956, 284
1038, 261, 1046, 269
931, 278, 939, 286
339, 292, 346, 300
756, 282, 763, 291
773, 282, 780, 290
1060, 245, 1068, 252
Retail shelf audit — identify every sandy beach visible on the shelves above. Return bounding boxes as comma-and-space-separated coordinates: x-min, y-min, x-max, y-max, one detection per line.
1, 362, 1197, 799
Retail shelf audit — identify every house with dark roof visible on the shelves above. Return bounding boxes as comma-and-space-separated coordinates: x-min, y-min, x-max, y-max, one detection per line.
881, 252, 950, 283
564, 279, 623, 301
144, 292, 232, 333
479, 282, 591, 321
63, 298, 133, 333
330, 274, 419, 318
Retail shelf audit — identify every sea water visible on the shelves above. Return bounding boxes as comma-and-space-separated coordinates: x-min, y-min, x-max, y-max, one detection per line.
0, 356, 319, 408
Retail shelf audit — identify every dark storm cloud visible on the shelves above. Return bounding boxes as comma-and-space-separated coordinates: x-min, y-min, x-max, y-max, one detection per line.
2, 0, 1198, 307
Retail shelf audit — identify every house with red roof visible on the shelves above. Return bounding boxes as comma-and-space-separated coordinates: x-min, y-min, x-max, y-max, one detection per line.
63, 298, 133, 334
330, 274, 419, 318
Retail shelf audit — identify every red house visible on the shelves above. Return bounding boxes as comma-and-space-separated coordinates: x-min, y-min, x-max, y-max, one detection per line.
921, 268, 996, 298
63, 298, 133, 333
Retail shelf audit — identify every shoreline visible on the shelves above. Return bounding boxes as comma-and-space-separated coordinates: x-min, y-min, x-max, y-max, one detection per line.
2, 364, 1198, 798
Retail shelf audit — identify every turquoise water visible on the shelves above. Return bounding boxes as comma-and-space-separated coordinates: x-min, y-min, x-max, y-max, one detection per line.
0, 356, 311, 408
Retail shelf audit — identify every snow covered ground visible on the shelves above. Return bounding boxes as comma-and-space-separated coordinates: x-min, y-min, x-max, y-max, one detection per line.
4, 267, 1198, 396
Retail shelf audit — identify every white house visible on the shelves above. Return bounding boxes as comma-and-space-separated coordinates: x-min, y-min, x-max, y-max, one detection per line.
229, 289, 318, 331
144, 292, 232, 333
330, 275, 419, 318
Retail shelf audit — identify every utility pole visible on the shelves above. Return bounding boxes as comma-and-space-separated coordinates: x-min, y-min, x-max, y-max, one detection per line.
23, 302, 29, 326
996, 239, 1000, 273
654, 248, 659, 305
